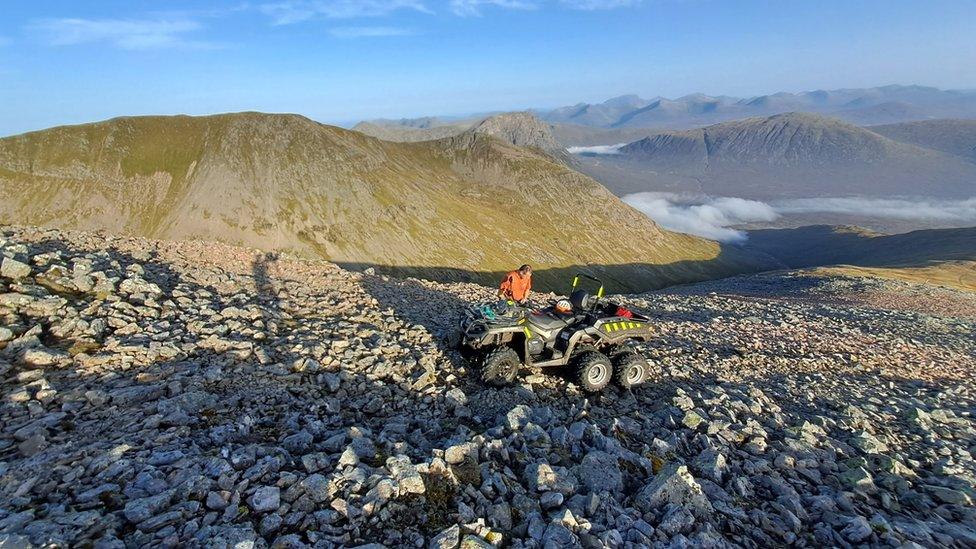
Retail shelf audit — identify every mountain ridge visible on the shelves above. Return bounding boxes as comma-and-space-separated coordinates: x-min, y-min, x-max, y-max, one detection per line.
362, 85, 976, 132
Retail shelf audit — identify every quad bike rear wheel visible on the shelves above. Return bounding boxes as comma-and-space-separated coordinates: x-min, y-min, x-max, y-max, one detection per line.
612, 351, 647, 389
572, 351, 613, 393
481, 347, 521, 387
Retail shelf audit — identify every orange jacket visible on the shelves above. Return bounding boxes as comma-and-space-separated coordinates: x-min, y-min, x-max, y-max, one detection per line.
500, 270, 532, 302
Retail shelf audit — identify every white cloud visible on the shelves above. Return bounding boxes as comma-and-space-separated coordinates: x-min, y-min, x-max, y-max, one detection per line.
624, 193, 976, 243
30, 17, 217, 50
260, 0, 430, 24
329, 26, 415, 37
624, 193, 779, 243
561, 0, 641, 9
774, 197, 976, 223
450, 0, 537, 16
567, 143, 627, 155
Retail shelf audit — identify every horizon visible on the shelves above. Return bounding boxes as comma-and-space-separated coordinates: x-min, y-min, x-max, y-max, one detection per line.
1, 82, 973, 138
2, 1, 976, 135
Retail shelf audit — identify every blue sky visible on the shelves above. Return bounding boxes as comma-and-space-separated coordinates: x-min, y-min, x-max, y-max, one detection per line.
1, 0, 974, 135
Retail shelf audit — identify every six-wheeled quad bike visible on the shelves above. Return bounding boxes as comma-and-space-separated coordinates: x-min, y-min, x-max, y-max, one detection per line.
458, 274, 655, 392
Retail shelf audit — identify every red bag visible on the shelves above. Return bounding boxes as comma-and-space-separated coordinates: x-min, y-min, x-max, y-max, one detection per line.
615, 306, 634, 318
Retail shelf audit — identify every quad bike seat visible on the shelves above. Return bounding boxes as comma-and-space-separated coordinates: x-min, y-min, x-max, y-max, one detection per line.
527, 310, 574, 330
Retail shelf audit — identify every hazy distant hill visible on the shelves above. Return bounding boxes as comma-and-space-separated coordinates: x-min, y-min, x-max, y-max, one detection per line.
577, 112, 976, 199
354, 112, 573, 164
871, 119, 976, 162
540, 85, 976, 129
0, 112, 773, 291
350, 121, 468, 143
542, 94, 655, 128
361, 86, 976, 141
549, 124, 658, 147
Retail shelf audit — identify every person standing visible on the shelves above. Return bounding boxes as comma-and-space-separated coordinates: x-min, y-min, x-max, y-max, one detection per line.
498, 264, 532, 304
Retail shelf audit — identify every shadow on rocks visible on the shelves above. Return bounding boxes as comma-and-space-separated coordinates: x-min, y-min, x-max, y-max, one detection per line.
0, 233, 497, 548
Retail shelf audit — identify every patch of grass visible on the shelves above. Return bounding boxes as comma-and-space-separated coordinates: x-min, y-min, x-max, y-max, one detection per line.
67, 339, 103, 356
420, 470, 458, 533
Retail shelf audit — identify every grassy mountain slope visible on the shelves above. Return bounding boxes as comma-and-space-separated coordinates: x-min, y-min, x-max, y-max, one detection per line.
745, 225, 976, 291
580, 113, 976, 199
0, 112, 774, 292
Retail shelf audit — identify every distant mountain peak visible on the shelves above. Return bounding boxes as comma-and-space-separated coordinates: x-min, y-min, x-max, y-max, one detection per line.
467, 112, 572, 163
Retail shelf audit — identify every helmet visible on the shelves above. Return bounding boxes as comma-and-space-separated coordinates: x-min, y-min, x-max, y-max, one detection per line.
554, 299, 572, 314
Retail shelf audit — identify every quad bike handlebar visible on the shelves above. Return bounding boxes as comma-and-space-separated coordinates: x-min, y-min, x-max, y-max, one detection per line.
571, 273, 605, 298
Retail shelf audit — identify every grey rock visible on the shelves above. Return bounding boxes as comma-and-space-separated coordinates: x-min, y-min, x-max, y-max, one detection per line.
430, 524, 461, 549
634, 464, 712, 517
692, 450, 727, 482
841, 515, 872, 543
1, 257, 31, 280
248, 486, 280, 513
540, 491, 564, 509
123, 490, 173, 523
444, 442, 477, 465
578, 451, 622, 494
387, 455, 425, 495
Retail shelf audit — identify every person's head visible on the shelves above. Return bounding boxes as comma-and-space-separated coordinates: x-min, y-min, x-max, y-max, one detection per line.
518, 264, 532, 276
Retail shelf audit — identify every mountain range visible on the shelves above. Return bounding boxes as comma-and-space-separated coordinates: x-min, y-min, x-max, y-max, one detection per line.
362, 85, 976, 135
539, 85, 976, 129
0, 112, 774, 292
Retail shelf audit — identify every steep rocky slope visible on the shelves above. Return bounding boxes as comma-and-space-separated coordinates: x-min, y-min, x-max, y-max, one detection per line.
0, 226, 974, 547
0, 113, 770, 292
580, 113, 976, 199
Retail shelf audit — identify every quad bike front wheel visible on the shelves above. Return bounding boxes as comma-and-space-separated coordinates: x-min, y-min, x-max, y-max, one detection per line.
481, 347, 521, 387
612, 352, 647, 389
572, 351, 613, 393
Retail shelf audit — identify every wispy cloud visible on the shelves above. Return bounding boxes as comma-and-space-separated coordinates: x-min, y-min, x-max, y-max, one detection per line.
450, 0, 537, 16
30, 17, 219, 50
775, 197, 976, 223
260, 1, 430, 25
329, 26, 415, 37
567, 143, 627, 155
561, 0, 642, 9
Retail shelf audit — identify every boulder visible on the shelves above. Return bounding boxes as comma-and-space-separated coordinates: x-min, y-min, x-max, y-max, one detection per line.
634, 464, 712, 517
1, 257, 31, 280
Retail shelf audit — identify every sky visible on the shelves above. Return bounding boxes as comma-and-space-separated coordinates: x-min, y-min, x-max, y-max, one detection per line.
1, 0, 975, 136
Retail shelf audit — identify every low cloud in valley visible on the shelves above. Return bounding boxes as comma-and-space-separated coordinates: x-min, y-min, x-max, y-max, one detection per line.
624, 193, 976, 243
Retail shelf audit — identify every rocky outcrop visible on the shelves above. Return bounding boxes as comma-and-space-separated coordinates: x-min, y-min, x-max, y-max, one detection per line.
467, 112, 573, 165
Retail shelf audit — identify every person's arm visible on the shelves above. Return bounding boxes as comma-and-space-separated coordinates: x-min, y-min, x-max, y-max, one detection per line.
498, 274, 513, 300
